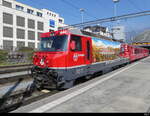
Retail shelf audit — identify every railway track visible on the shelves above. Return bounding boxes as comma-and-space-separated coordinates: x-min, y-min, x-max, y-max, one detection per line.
0, 64, 33, 84
0, 77, 33, 112
0, 79, 59, 113
0, 64, 35, 112
0, 64, 32, 69
0, 64, 32, 74
0, 63, 59, 113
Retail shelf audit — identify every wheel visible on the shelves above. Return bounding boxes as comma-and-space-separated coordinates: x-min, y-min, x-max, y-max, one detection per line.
33, 79, 43, 91
85, 75, 92, 80
58, 80, 75, 89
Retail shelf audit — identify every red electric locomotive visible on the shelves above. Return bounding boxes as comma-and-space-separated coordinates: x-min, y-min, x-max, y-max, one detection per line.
31, 29, 149, 90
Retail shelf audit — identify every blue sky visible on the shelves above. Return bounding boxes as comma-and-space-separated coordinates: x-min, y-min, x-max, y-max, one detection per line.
16, 0, 150, 24
16, 0, 150, 33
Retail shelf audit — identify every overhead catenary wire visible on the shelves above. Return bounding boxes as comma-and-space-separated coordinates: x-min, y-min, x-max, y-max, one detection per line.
124, 19, 138, 43
95, 0, 106, 9
62, 10, 150, 29
127, 0, 143, 12
61, 0, 99, 20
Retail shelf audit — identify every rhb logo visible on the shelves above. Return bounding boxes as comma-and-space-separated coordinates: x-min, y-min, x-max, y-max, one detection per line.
40, 58, 45, 65
73, 53, 78, 61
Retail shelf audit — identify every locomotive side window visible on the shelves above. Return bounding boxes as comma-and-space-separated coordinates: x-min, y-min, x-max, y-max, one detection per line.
87, 41, 90, 60
70, 35, 82, 51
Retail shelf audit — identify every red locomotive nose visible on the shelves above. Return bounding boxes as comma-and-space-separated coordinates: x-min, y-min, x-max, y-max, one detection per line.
33, 52, 48, 68
33, 51, 67, 68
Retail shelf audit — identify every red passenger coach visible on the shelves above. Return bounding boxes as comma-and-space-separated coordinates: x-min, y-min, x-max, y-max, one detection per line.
120, 43, 149, 62
31, 29, 149, 90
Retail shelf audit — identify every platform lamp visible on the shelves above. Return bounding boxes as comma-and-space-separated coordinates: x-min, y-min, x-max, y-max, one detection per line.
113, 0, 120, 17
80, 8, 85, 24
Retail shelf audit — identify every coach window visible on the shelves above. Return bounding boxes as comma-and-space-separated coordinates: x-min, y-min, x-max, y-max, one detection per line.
70, 35, 82, 51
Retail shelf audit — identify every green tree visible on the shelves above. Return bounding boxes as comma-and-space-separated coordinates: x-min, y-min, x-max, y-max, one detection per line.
0, 50, 8, 63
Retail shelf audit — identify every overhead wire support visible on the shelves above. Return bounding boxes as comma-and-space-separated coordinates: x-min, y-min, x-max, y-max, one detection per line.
62, 10, 150, 29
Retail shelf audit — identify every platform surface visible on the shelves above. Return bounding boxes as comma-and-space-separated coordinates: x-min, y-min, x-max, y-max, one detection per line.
13, 56, 150, 113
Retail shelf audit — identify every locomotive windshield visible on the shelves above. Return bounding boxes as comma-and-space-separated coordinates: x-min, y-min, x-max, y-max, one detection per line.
40, 35, 68, 52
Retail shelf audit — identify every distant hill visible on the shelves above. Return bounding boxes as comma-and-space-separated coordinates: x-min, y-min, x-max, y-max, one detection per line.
133, 29, 150, 43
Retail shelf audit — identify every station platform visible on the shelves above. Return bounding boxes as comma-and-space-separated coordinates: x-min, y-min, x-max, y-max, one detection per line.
13, 56, 150, 113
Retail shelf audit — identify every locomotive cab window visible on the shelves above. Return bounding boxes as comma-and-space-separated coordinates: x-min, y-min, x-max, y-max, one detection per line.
70, 35, 82, 51
40, 35, 68, 52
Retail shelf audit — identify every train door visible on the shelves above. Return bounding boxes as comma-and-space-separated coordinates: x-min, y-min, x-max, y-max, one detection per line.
82, 36, 92, 75
68, 34, 85, 67
84, 37, 92, 65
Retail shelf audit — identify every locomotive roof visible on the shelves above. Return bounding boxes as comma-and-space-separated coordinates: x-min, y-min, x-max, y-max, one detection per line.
68, 28, 123, 43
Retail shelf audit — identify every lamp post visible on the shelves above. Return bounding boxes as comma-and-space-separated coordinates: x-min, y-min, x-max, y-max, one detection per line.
80, 8, 85, 23
112, 0, 120, 39
113, 0, 120, 22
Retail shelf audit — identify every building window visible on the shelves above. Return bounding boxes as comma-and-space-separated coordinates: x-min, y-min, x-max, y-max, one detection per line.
28, 42, 35, 48
28, 31, 35, 40
3, 26, 13, 38
37, 12, 42, 17
27, 9, 34, 14
37, 21, 44, 31
59, 19, 63, 23
38, 32, 42, 41
16, 5, 24, 11
3, 12, 13, 25
49, 20, 55, 28
17, 41, 25, 48
17, 29, 25, 39
37, 43, 40, 49
3, 40, 13, 50
28, 19, 35, 29
2, 0, 12, 8
16, 16, 25, 27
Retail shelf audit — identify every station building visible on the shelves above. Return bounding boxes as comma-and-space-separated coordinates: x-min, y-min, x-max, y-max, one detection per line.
112, 25, 126, 42
0, 0, 66, 50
